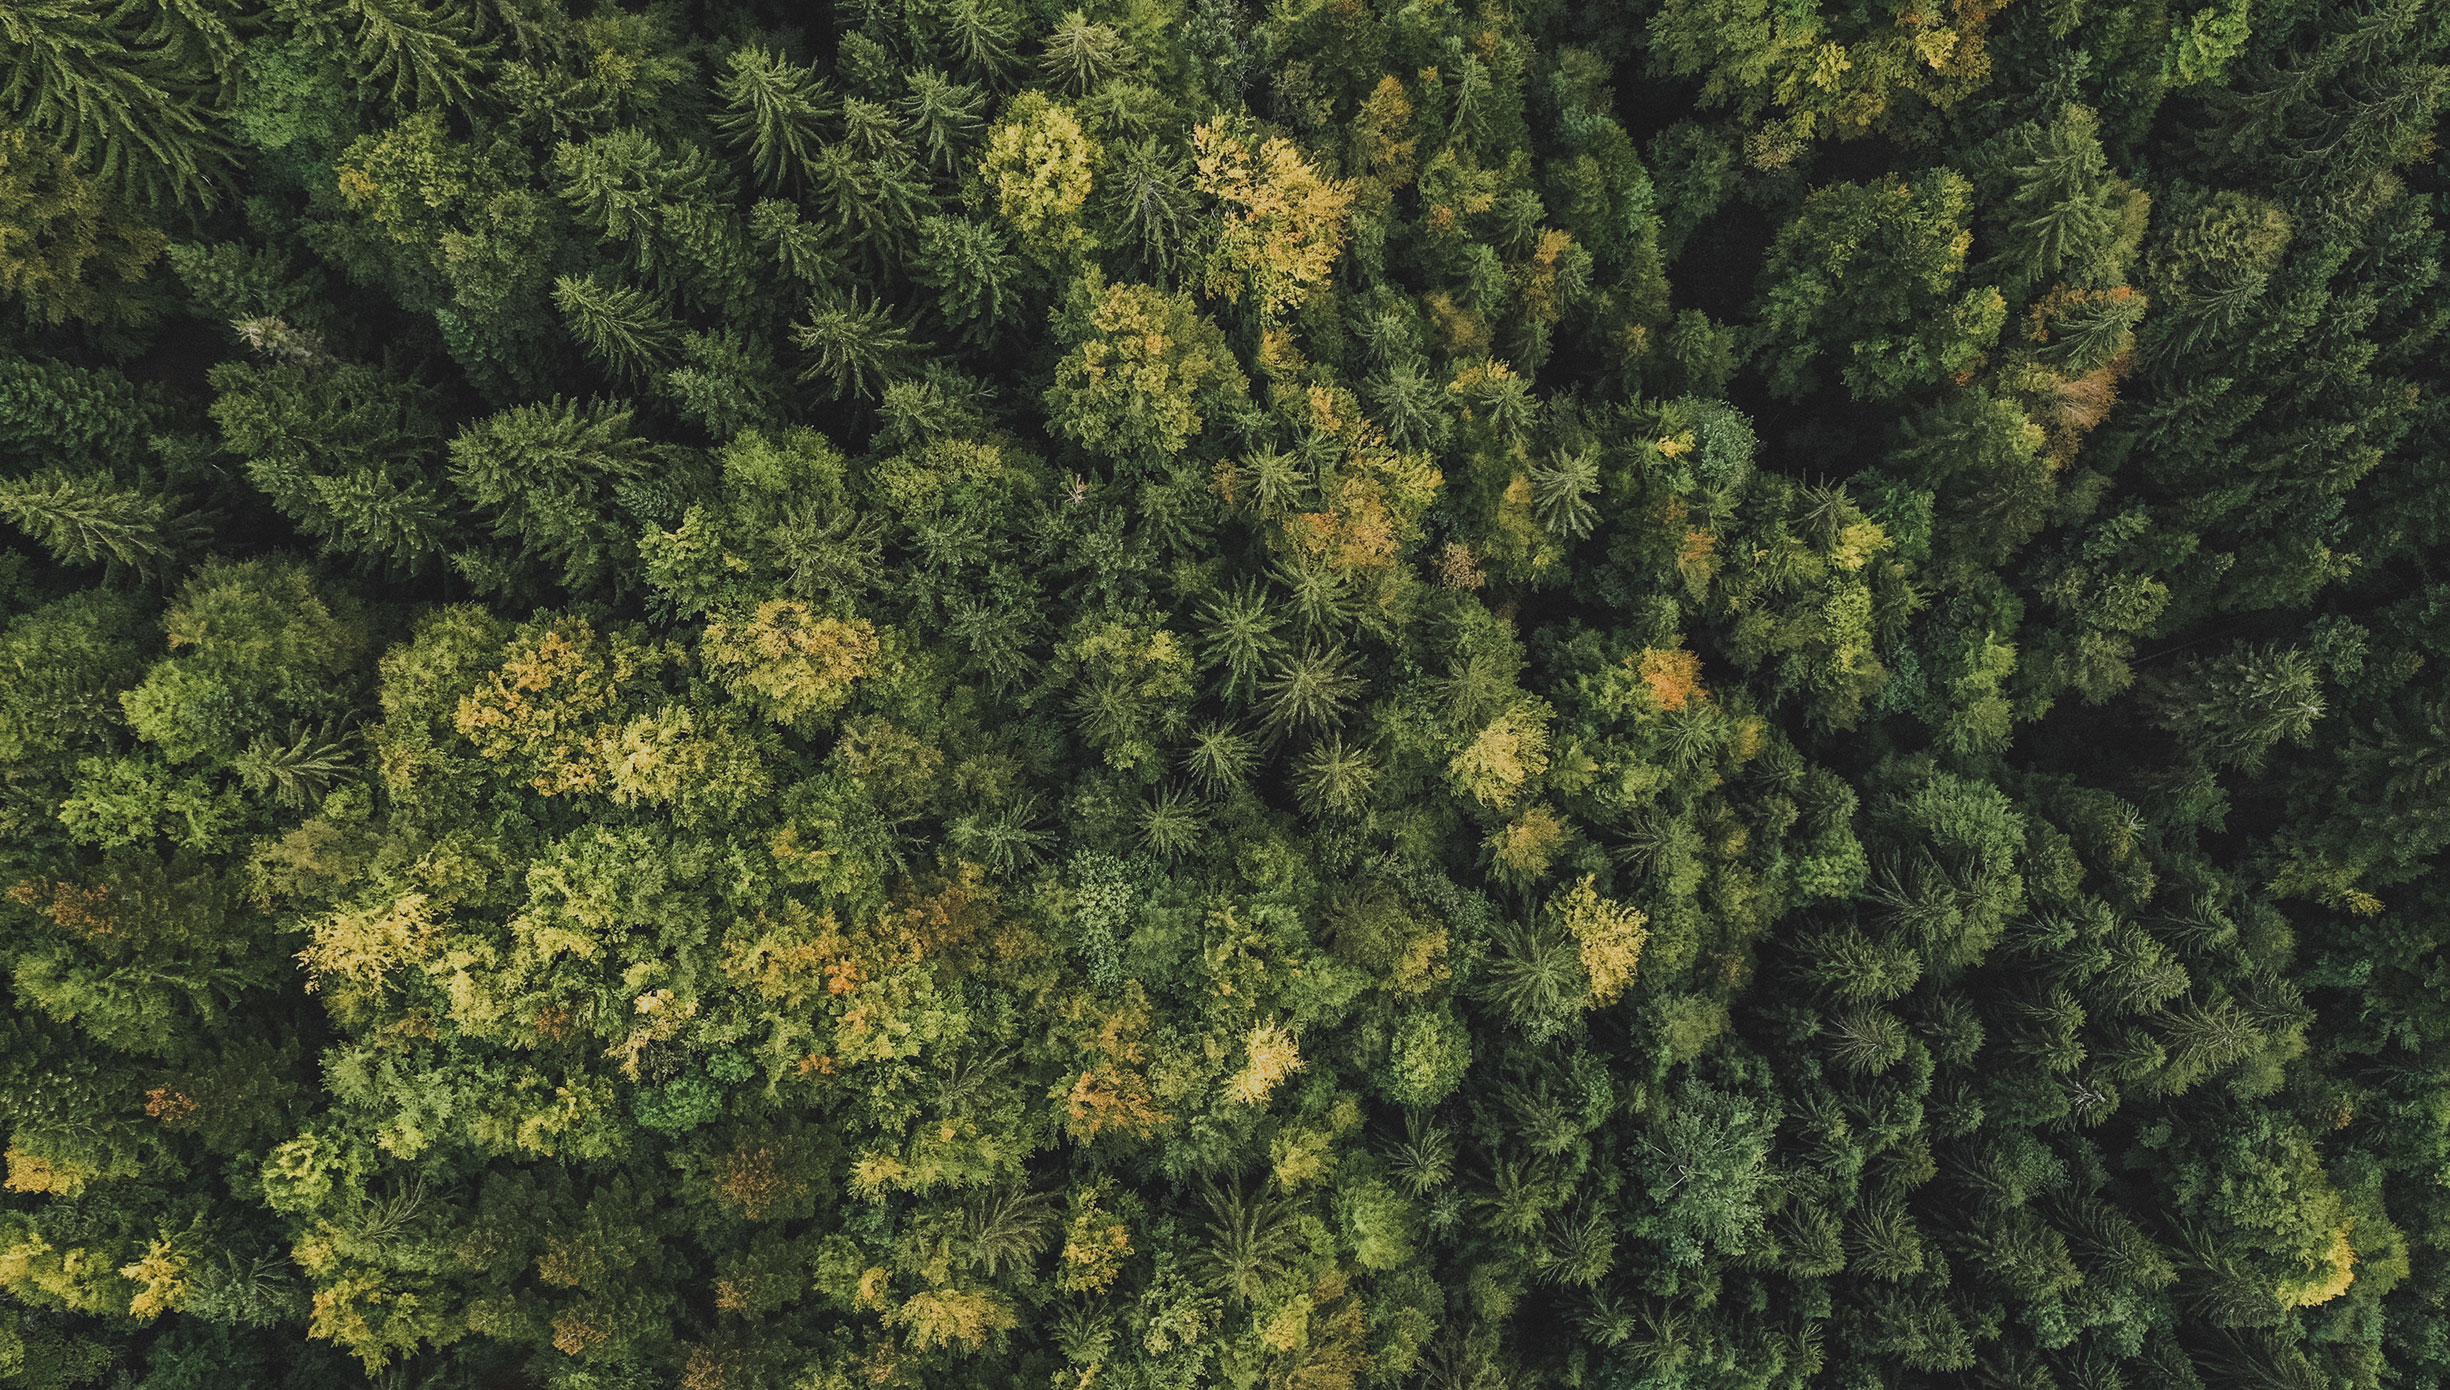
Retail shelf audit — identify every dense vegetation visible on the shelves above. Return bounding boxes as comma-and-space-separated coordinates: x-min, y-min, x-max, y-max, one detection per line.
1, 0, 2446, 1387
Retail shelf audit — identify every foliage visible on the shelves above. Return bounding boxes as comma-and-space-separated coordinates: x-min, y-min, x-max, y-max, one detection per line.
0, 2, 2444, 1389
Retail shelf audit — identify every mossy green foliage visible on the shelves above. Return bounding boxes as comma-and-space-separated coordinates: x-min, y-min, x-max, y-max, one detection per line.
0, 1, 2447, 1388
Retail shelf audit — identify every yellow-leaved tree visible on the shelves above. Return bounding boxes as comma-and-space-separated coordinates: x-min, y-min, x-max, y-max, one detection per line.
1045, 273, 1247, 460
1450, 699, 1554, 808
703, 600, 880, 726
979, 92, 1098, 259
1192, 123, 1355, 316
1550, 875, 1650, 1006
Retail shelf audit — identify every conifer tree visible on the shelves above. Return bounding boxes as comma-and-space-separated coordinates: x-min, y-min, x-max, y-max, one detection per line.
791, 291, 918, 400
0, 469, 199, 574
0, 3, 2442, 1387
0, 122, 166, 326
0, 0, 236, 208
713, 46, 835, 192
447, 397, 664, 592
553, 274, 682, 383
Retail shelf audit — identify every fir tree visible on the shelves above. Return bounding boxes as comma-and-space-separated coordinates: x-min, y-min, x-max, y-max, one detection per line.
0, 469, 200, 574
713, 47, 835, 191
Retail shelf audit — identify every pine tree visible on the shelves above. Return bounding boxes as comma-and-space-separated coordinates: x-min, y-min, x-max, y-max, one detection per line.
230, 724, 359, 809
0, 0, 236, 209
551, 128, 729, 286
1237, 449, 1308, 519
1193, 1182, 1299, 1304
1195, 583, 1286, 702
0, 120, 167, 327
808, 107, 935, 269
1529, 448, 1602, 540
446, 397, 661, 592
1751, 170, 2004, 402
661, 330, 786, 439
913, 215, 1023, 346
1183, 722, 1256, 793
1134, 785, 1206, 857
553, 275, 682, 383
1259, 643, 1363, 736
303, 467, 458, 567
1038, 12, 1136, 95
791, 292, 918, 400
1295, 735, 1378, 817
1845, 1200, 1926, 1281
748, 198, 842, 286
341, 0, 492, 113
713, 47, 835, 191
1825, 1006, 1910, 1074
0, 469, 200, 574
207, 361, 453, 567
1365, 359, 1451, 450
1097, 139, 1197, 285
898, 68, 986, 174
1978, 106, 2143, 297
961, 1185, 1057, 1276
0, 354, 157, 466
923, 0, 1026, 89
2154, 643, 2327, 772
1481, 917, 1584, 1037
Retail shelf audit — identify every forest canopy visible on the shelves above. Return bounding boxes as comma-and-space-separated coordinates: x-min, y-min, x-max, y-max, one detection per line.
1, 1, 2447, 1388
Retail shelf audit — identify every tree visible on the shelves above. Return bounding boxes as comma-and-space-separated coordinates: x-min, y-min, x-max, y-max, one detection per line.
0, 470, 200, 575
1045, 272, 1245, 461
1192, 122, 1355, 316
809, 100, 935, 269
1751, 170, 2004, 401
553, 275, 682, 384
1646, 0, 2002, 150
551, 127, 740, 297
335, 0, 492, 113
913, 215, 1024, 346
979, 91, 1098, 259
0, 590, 149, 765
1095, 138, 1198, 285
713, 46, 834, 191
446, 397, 667, 593
119, 558, 367, 767
704, 600, 881, 727
792, 292, 919, 401
2153, 642, 2325, 772
207, 361, 455, 568
0, 122, 166, 326
1039, 12, 1137, 95
902, 68, 987, 175
1973, 105, 2150, 302
0, 0, 236, 208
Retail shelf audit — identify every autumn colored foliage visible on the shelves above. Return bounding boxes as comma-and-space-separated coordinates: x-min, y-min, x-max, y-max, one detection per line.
1, 1, 2448, 1388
